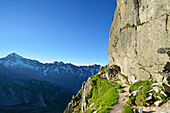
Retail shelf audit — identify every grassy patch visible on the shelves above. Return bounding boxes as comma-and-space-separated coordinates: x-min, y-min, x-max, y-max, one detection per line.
114, 79, 121, 81
135, 85, 151, 106
122, 104, 136, 113
114, 82, 122, 89
120, 89, 124, 93
123, 79, 169, 113
129, 80, 156, 93
84, 75, 118, 113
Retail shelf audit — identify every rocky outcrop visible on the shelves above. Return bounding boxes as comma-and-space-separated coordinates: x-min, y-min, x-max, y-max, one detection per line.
64, 77, 93, 113
108, 0, 170, 84
81, 78, 93, 112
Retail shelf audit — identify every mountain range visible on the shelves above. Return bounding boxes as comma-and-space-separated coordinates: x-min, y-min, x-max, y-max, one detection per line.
0, 53, 100, 113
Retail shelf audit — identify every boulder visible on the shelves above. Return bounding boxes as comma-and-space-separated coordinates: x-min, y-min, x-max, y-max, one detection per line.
138, 86, 143, 89
148, 87, 160, 93
151, 83, 160, 87
157, 96, 162, 100
146, 96, 152, 101
118, 74, 128, 83
145, 103, 150, 106
160, 91, 167, 97
162, 83, 170, 93
105, 68, 113, 80
138, 107, 143, 113
154, 100, 164, 106
129, 90, 139, 97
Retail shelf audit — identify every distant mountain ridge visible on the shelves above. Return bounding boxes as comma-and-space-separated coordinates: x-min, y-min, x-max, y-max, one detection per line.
0, 53, 101, 93
0, 53, 100, 113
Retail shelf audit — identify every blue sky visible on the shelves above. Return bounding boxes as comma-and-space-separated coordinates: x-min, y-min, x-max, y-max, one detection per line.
0, 0, 117, 66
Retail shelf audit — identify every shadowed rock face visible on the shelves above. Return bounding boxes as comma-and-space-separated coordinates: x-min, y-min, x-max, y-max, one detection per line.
108, 0, 170, 83
0, 78, 71, 113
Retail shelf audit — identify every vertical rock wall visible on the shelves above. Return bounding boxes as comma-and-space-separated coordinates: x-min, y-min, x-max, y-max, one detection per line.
108, 0, 170, 83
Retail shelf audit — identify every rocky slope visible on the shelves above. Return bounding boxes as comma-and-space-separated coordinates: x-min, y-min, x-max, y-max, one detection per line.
64, 65, 124, 113
64, 65, 169, 113
108, 0, 170, 83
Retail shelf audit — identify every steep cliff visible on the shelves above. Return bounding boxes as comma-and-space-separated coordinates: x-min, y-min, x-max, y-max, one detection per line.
64, 0, 170, 113
108, 0, 170, 83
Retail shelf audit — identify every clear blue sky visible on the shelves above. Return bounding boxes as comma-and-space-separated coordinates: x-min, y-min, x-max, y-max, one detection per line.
0, 0, 117, 66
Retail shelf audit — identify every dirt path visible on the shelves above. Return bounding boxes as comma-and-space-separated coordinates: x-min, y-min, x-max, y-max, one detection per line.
98, 74, 130, 113
109, 81, 130, 113
98, 74, 170, 113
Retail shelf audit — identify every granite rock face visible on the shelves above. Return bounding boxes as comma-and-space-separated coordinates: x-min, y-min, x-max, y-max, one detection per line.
108, 0, 170, 83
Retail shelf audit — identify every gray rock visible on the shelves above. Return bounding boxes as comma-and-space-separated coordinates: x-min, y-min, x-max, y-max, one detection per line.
148, 93, 153, 96
160, 91, 167, 97
151, 83, 160, 87
146, 103, 150, 106
129, 90, 139, 97
146, 96, 152, 101
154, 100, 164, 106
148, 87, 160, 93
157, 96, 162, 100
138, 86, 143, 89
65, 102, 73, 113
162, 83, 170, 93
81, 78, 93, 112
118, 74, 128, 83
105, 68, 113, 80
138, 107, 143, 113
105, 67, 118, 80
108, 0, 170, 84
121, 98, 125, 101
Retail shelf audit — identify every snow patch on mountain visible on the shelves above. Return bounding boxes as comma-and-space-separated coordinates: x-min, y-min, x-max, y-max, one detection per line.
54, 67, 59, 73
44, 68, 49, 76
0, 53, 101, 79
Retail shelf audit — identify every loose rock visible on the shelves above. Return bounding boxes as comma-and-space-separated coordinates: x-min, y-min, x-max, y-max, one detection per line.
154, 101, 164, 106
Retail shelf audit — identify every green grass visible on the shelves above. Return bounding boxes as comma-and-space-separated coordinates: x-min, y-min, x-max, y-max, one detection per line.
128, 80, 157, 106
120, 89, 124, 93
114, 82, 122, 89
122, 103, 136, 113
135, 85, 151, 106
114, 79, 121, 81
84, 75, 118, 113
129, 80, 156, 93
123, 79, 169, 112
